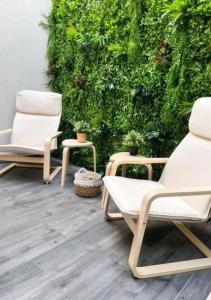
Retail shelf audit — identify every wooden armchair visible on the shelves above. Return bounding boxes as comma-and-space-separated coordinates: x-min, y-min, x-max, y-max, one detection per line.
0, 90, 62, 183
102, 97, 211, 278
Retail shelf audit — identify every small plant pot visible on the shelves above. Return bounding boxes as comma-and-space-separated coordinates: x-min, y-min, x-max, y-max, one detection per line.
77, 133, 87, 143
129, 147, 138, 156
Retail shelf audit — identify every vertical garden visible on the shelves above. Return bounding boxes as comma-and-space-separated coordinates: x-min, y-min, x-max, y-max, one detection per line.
44, 0, 211, 171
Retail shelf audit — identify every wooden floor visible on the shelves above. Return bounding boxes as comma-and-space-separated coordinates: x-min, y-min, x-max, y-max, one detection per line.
0, 166, 211, 300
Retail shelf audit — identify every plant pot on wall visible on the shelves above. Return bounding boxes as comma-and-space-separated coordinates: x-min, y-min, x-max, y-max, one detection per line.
129, 147, 138, 156
77, 133, 87, 143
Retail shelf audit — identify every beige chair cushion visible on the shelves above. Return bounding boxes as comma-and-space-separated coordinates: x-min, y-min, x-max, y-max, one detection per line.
16, 90, 62, 116
189, 97, 211, 140
11, 113, 60, 149
0, 90, 61, 157
103, 176, 202, 220
0, 145, 44, 155
160, 133, 211, 219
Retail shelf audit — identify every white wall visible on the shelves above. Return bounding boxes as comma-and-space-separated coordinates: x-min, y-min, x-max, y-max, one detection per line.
0, 0, 51, 136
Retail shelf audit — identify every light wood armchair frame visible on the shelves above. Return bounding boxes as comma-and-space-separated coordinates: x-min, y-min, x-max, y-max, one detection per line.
102, 158, 211, 278
102, 157, 167, 220
0, 129, 62, 184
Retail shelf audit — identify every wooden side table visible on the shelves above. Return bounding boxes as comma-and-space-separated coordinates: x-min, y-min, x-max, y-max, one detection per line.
101, 152, 153, 217
106, 152, 152, 180
108, 152, 153, 179
61, 139, 96, 187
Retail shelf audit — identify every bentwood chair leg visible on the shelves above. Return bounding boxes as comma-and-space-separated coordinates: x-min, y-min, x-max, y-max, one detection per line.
101, 162, 113, 209
0, 163, 16, 176
61, 147, 70, 187
128, 216, 147, 278
128, 218, 211, 278
104, 189, 123, 220
102, 162, 124, 220
43, 149, 51, 184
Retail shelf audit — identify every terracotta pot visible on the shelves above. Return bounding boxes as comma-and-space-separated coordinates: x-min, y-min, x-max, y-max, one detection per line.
77, 133, 87, 143
129, 147, 138, 156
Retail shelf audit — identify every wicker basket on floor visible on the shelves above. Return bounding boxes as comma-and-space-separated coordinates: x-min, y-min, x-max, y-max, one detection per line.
74, 168, 102, 198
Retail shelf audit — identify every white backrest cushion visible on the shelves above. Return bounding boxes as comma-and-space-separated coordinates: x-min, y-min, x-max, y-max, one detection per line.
11, 113, 60, 148
160, 133, 211, 218
11, 90, 62, 148
16, 90, 62, 116
189, 97, 211, 140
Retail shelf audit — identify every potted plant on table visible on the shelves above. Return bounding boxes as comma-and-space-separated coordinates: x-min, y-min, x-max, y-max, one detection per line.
123, 130, 145, 156
74, 121, 90, 143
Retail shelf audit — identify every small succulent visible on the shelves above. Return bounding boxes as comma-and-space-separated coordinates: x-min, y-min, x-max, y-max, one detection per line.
123, 130, 145, 148
73, 121, 90, 133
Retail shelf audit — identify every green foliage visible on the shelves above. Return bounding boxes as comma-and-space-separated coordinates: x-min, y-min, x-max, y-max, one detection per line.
163, 0, 198, 29
44, 0, 211, 173
73, 121, 90, 133
123, 130, 145, 149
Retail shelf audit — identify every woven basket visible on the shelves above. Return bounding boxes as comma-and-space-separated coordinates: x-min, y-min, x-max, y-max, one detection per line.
75, 185, 101, 198
74, 168, 102, 198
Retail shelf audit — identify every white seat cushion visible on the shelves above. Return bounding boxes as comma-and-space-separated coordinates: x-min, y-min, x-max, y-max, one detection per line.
0, 144, 46, 155
103, 176, 203, 221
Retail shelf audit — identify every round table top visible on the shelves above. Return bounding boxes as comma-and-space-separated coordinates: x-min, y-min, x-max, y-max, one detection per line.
62, 139, 93, 148
110, 152, 146, 162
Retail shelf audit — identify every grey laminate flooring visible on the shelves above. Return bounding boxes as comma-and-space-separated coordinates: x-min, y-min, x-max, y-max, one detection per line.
0, 166, 211, 300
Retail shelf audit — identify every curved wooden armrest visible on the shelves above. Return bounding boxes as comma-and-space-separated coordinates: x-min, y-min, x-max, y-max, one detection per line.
140, 186, 211, 220
0, 129, 13, 136
144, 186, 211, 203
44, 131, 62, 150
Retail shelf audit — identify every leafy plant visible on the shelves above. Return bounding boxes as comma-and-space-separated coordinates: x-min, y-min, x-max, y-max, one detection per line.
43, 0, 211, 173
123, 130, 145, 149
73, 121, 91, 133
162, 0, 197, 29
179, 101, 193, 115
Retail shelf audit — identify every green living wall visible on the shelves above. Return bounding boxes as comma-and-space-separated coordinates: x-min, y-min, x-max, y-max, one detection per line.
44, 0, 211, 173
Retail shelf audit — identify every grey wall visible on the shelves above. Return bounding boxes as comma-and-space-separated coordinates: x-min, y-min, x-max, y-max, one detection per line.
0, 0, 51, 136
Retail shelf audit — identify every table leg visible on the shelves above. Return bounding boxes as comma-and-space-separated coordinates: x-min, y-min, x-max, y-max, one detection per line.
146, 164, 153, 180
61, 147, 70, 187
101, 161, 113, 209
122, 164, 127, 177
122, 164, 152, 180
91, 145, 96, 173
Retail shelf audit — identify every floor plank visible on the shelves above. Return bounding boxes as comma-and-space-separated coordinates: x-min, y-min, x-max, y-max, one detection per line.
0, 166, 211, 299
